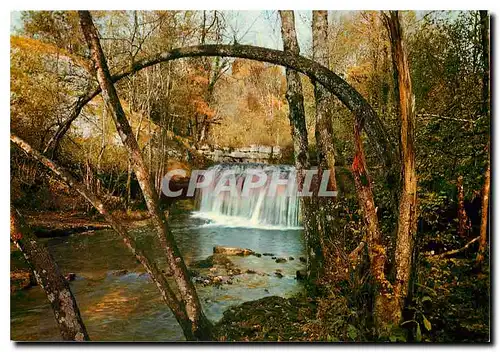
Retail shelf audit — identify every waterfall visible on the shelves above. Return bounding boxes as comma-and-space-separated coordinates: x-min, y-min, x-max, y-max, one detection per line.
192, 163, 301, 229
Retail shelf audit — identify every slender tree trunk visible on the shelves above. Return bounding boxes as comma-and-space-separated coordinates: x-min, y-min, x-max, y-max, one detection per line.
351, 123, 394, 329
383, 10, 418, 326
279, 10, 322, 283
10, 134, 198, 340
10, 207, 90, 341
312, 11, 337, 190
476, 10, 490, 268
78, 11, 213, 340
312, 10, 346, 284
480, 11, 490, 116
457, 175, 470, 238
476, 152, 490, 266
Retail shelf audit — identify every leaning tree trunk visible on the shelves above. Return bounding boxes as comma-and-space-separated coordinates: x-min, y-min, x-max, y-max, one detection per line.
383, 10, 418, 327
311, 10, 347, 284
78, 11, 213, 340
10, 208, 90, 341
279, 10, 322, 284
10, 134, 198, 340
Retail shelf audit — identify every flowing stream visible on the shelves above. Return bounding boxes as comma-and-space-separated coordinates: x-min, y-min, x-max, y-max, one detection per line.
11, 164, 305, 341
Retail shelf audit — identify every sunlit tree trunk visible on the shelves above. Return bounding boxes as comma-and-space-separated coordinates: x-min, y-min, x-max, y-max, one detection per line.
279, 10, 322, 283
10, 207, 90, 341
351, 123, 394, 330
78, 11, 213, 340
476, 10, 490, 268
476, 151, 490, 266
382, 10, 418, 328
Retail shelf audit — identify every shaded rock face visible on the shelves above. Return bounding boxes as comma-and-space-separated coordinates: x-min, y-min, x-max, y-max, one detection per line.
191, 254, 235, 270
197, 145, 282, 163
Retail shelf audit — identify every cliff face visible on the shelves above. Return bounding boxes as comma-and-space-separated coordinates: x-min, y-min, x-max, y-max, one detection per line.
197, 145, 282, 163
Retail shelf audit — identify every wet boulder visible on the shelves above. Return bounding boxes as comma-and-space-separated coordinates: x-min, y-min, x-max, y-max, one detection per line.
191, 254, 235, 269
213, 246, 254, 256
275, 258, 287, 263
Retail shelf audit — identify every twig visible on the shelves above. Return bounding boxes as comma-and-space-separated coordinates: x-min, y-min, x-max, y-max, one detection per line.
433, 236, 480, 258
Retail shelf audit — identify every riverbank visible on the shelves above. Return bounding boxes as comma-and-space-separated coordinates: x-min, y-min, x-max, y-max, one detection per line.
21, 210, 151, 237
214, 255, 490, 342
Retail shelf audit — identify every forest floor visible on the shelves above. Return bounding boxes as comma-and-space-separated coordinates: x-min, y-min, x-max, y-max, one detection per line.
215, 254, 490, 342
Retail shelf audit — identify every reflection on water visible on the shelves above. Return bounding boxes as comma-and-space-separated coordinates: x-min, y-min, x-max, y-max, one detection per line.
10, 210, 305, 341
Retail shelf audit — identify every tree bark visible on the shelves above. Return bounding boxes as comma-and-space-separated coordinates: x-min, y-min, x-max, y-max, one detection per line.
457, 175, 470, 238
279, 10, 322, 283
351, 123, 395, 329
10, 207, 90, 341
383, 10, 418, 327
78, 11, 213, 340
480, 10, 490, 116
476, 153, 490, 266
312, 10, 337, 188
10, 134, 199, 340
44, 44, 397, 172
311, 10, 346, 284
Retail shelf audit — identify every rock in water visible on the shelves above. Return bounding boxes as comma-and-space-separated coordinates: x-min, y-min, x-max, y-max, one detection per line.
213, 246, 254, 256
296, 270, 306, 281
111, 269, 129, 276
275, 258, 287, 263
65, 273, 76, 281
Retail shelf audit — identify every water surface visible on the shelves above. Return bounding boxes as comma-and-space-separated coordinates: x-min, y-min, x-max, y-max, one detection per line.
11, 208, 305, 341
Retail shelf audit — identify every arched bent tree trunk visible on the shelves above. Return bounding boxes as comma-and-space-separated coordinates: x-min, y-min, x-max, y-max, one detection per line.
10, 134, 198, 340
10, 207, 90, 341
44, 45, 398, 176
78, 11, 213, 340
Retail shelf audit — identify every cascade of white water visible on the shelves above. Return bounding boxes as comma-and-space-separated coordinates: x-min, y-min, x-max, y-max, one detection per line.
193, 163, 301, 229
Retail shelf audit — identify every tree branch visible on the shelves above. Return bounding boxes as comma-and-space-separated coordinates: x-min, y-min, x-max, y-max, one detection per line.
45, 44, 398, 169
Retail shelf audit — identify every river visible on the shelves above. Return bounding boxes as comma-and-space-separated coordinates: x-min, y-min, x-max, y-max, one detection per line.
10, 204, 305, 341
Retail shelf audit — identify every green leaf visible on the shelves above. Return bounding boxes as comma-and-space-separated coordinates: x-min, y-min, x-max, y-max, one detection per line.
416, 323, 422, 342
421, 295, 432, 303
422, 315, 432, 331
347, 324, 358, 340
